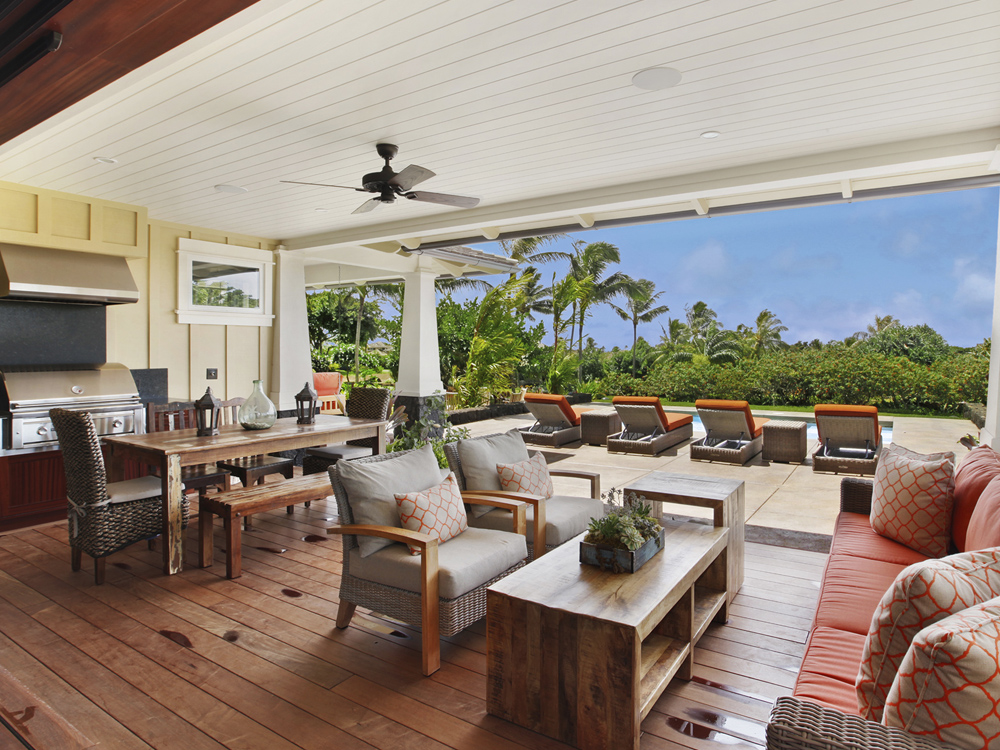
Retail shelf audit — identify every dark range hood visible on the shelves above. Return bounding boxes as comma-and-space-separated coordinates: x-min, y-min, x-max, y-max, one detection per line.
0, 243, 139, 305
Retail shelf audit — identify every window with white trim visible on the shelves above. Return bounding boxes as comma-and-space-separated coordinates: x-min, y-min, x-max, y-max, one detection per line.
176, 238, 274, 326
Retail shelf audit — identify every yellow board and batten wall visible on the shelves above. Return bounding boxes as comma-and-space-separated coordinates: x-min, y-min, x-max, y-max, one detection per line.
0, 180, 277, 401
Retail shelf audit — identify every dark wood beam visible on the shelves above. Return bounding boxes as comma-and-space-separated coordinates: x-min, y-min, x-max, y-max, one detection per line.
0, 0, 262, 146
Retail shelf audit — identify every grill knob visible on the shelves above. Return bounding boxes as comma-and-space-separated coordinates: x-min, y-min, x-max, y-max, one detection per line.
112, 419, 124, 429
71, 385, 84, 394
37, 426, 49, 435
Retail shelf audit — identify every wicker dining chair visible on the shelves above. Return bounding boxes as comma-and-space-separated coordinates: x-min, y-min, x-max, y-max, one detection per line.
50, 408, 182, 585
147, 401, 231, 501
303, 387, 393, 475
327, 447, 529, 675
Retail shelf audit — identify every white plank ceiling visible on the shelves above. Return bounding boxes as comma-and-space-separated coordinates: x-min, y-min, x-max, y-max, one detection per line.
1, 0, 998, 247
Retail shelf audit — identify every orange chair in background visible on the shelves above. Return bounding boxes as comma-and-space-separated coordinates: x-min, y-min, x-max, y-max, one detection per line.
314, 372, 345, 415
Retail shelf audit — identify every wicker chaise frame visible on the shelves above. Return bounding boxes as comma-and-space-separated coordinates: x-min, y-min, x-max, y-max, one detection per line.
444, 434, 601, 557
50, 408, 182, 585
607, 403, 692, 455
327, 448, 528, 675
765, 477, 958, 750
812, 414, 882, 476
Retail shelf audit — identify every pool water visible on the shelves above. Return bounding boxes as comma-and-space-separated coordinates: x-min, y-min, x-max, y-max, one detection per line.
688, 414, 893, 445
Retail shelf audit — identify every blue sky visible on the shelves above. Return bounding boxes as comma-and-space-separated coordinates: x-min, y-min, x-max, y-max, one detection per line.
458, 186, 999, 350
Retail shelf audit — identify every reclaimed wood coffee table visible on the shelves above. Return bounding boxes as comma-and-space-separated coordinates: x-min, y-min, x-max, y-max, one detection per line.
625, 472, 744, 618
487, 519, 729, 750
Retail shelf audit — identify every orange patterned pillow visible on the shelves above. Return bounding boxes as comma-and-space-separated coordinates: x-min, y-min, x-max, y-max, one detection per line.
856, 548, 1000, 721
870, 444, 956, 557
395, 473, 468, 555
883, 598, 1000, 748
496, 452, 553, 498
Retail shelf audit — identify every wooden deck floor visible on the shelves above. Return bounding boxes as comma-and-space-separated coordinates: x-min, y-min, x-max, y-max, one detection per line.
0, 494, 826, 750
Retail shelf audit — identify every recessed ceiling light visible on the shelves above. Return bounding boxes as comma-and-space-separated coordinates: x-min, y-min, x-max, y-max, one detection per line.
631, 67, 682, 91
314, 207, 329, 212
700, 130, 721, 139
93, 156, 118, 164
214, 184, 248, 194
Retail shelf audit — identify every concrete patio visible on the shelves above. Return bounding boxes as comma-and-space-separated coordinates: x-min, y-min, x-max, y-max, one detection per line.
461, 410, 977, 546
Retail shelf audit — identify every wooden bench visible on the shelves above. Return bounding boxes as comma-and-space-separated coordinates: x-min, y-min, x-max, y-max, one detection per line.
199, 473, 334, 579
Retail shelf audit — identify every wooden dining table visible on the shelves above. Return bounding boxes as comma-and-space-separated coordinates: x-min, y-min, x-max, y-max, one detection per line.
103, 414, 386, 575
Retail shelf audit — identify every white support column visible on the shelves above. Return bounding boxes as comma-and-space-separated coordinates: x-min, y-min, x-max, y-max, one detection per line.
269, 248, 313, 411
982, 193, 1000, 447
395, 267, 444, 397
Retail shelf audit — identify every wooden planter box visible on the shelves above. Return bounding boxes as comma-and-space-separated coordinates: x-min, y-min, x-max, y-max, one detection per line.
579, 528, 665, 573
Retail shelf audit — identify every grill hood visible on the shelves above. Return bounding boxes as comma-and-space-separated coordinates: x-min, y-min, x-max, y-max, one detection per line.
0, 243, 139, 305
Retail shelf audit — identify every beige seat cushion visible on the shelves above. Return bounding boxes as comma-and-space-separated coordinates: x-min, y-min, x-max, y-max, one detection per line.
337, 444, 444, 557
346, 526, 527, 600
107, 476, 162, 504
468, 494, 604, 546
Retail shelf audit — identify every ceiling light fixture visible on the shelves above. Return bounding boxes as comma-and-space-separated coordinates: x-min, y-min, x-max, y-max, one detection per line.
214, 184, 248, 194
700, 130, 721, 139
631, 67, 682, 91
314, 207, 329, 212
93, 156, 118, 164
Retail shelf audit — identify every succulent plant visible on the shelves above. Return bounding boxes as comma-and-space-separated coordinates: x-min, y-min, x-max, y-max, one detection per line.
585, 499, 661, 552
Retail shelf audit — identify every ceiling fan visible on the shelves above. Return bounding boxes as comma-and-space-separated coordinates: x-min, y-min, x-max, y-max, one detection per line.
281, 143, 480, 215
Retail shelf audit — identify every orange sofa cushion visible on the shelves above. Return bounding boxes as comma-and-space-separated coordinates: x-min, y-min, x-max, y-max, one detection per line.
813, 554, 908, 635
694, 399, 766, 437
793, 626, 867, 715
953, 446, 1000, 551
814, 404, 880, 443
611, 396, 693, 432
965, 475, 1000, 551
313, 371, 343, 397
830, 513, 930, 567
524, 392, 580, 426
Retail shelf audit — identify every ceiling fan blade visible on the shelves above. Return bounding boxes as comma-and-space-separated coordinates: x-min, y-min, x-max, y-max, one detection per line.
281, 180, 364, 191
406, 191, 480, 208
388, 164, 435, 191
352, 197, 383, 215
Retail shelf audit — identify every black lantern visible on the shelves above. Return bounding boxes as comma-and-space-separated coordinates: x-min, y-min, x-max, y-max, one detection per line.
295, 381, 318, 425
194, 387, 222, 436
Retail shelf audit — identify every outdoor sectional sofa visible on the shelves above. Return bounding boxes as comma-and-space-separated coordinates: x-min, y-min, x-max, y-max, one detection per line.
766, 445, 1000, 750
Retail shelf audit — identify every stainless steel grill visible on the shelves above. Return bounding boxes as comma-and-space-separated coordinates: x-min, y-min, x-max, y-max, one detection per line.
0, 363, 145, 450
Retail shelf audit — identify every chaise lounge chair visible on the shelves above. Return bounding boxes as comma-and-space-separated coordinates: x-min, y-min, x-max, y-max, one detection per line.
518, 393, 589, 447
811, 403, 882, 475
607, 396, 693, 455
690, 399, 769, 464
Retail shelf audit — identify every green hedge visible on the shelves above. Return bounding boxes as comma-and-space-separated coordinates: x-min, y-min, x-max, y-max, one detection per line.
585, 348, 987, 414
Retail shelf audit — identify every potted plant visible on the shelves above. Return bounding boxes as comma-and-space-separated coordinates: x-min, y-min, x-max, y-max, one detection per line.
580, 496, 664, 573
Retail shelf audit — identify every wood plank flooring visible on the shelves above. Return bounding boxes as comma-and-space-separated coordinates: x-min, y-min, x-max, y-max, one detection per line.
0, 491, 826, 749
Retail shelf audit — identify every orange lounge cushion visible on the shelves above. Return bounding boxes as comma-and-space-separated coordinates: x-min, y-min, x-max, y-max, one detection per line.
953, 446, 1000, 551
794, 671, 864, 716
831, 513, 930, 567
525, 392, 580, 426
313, 371, 343, 397
694, 399, 766, 437
966, 475, 1000, 551
611, 396, 693, 433
814, 404, 880, 443
813, 554, 908, 635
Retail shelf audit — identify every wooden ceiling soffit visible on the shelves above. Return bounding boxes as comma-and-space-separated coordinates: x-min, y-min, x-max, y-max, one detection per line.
0, 0, 262, 146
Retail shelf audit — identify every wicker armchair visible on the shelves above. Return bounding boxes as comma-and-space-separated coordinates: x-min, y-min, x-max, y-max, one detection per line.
303, 387, 393, 474
327, 449, 530, 675
50, 408, 182, 585
444, 431, 603, 558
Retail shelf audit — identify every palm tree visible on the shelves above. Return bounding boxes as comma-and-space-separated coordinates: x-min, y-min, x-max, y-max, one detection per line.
515, 267, 552, 321
739, 309, 788, 358
610, 278, 669, 377
568, 240, 626, 375
673, 327, 743, 365
854, 314, 900, 341
685, 301, 720, 341
499, 236, 570, 267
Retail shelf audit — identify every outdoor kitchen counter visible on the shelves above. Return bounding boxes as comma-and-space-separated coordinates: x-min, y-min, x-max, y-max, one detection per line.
103, 414, 386, 575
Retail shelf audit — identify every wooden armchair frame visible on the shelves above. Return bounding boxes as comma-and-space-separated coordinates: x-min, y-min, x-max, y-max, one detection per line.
329, 452, 528, 676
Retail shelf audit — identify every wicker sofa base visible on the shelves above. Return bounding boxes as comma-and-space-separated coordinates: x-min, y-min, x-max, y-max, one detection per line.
812, 447, 880, 476
607, 423, 693, 455
690, 434, 763, 464
518, 424, 581, 447
340, 558, 528, 636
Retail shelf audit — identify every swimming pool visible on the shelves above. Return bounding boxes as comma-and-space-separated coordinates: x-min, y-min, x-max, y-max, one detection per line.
688, 414, 893, 445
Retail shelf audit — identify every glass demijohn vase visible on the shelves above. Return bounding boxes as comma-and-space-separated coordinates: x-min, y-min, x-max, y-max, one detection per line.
238, 379, 277, 430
